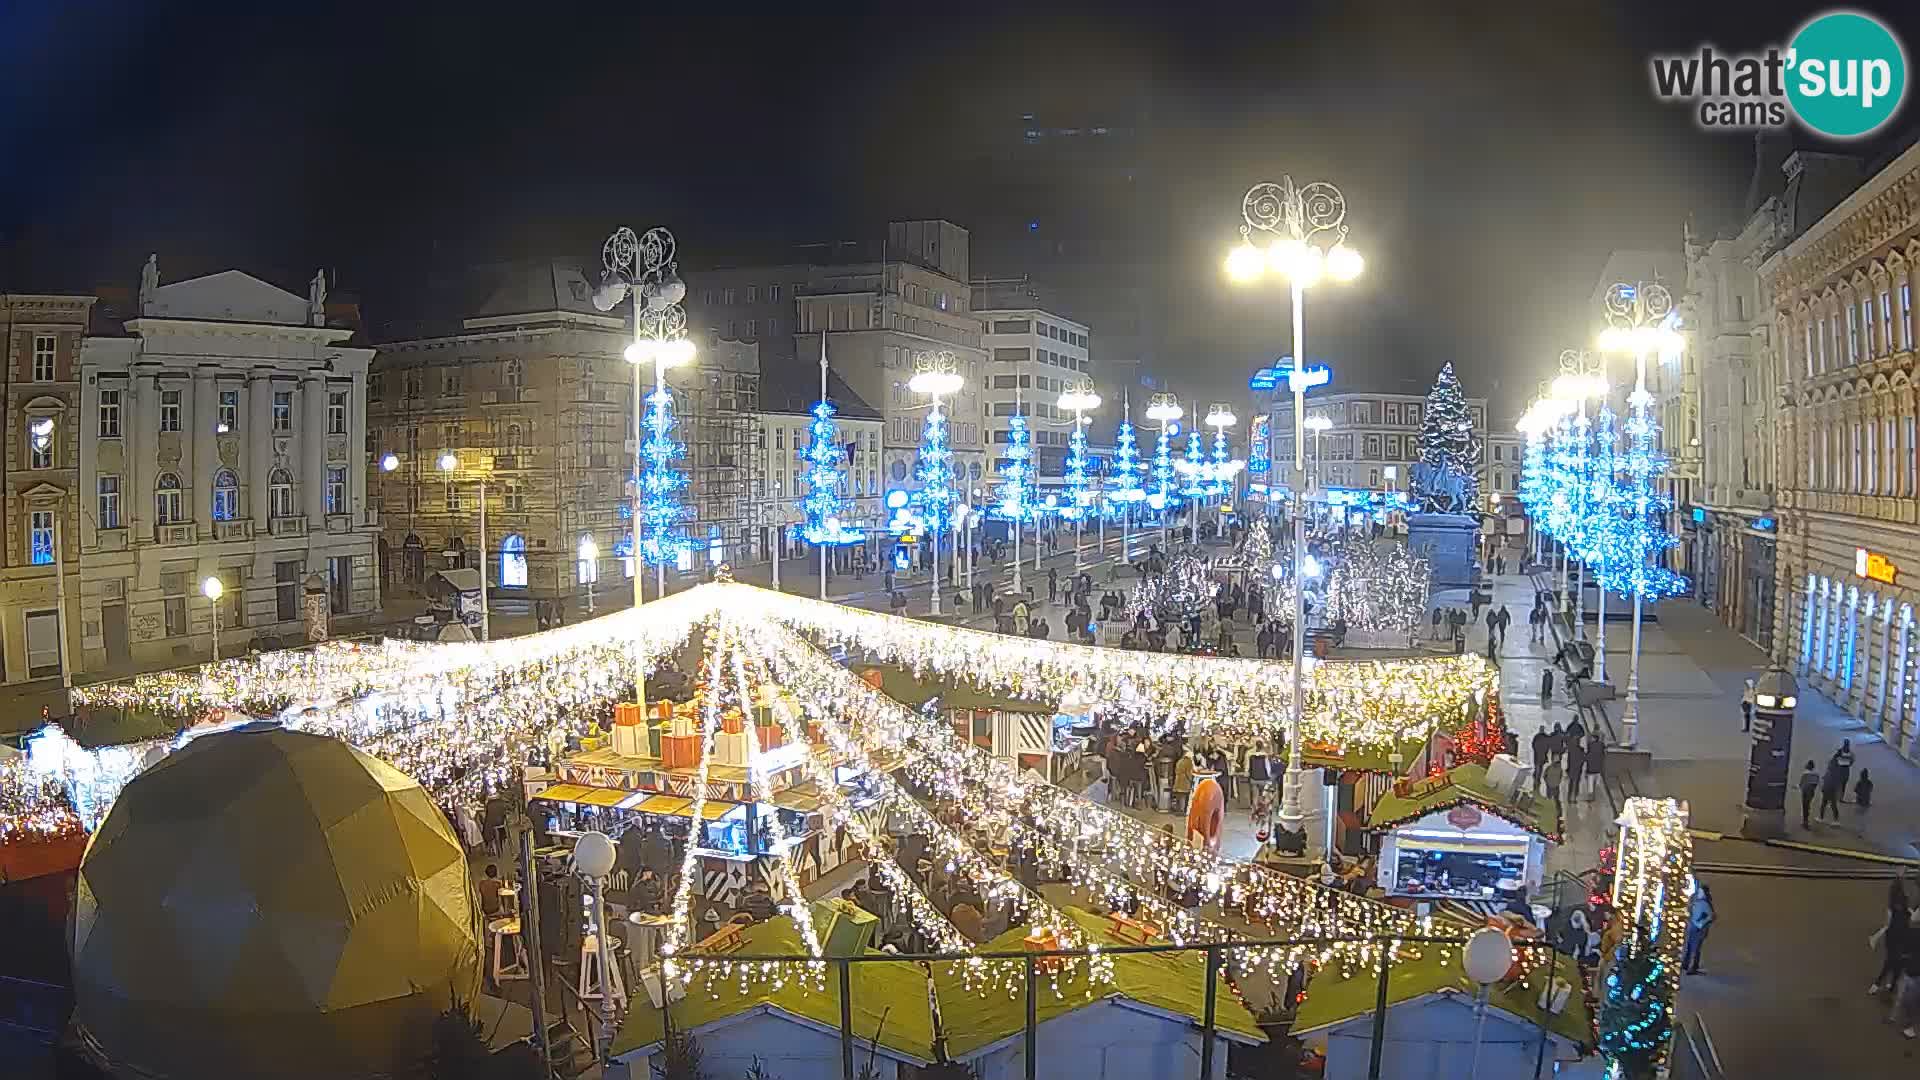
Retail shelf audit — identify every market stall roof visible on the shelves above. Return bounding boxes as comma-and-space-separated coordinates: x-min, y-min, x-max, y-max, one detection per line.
858, 663, 1059, 714
531, 785, 731, 821
610, 904, 1264, 1063
1290, 734, 1430, 775
1367, 762, 1559, 840
1291, 946, 1592, 1051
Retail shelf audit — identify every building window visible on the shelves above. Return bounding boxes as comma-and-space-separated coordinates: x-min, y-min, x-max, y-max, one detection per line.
443, 370, 462, 397
154, 473, 184, 524
325, 466, 347, 514
1804, 321, 1816, 378
503, 483, 524, 511
1881, 291, 1894, 356
745, 285, 758, 303
1847, 304, 1860, 363
504, 358, 523, 388
212, 469, 239, 521
159, 389, 182, 432
446, 483, 461, 512
1863, 297, 1876, 357
768, 285, 782, 303
28, 510, 53, 565
218, 389, 239, 432
97, 476, 120, 529
328, 391, 348, 434
273, 391, 293, 431
268, 467, 295, 518
275, 560, 301, 621
328, 555, 352, 614
500, 533, 528, 587
746, 319, 757, 338
98, 389, 121, 437
1901, 284, 1913, 353
27, 417, 54, 469
30, 335, 55, 382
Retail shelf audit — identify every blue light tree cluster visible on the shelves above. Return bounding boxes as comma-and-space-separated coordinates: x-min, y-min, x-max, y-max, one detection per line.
1181, 429, 1207, 498
995, 408, 1035, 523
797, 400, 865, 546
1601, 387, 1688, 599
1208, 425, 1232, 497
1149, 423, 1179, 513
638, 386, 691, 565
1061, 416, 1092, 521
1108, 415, 1146, 514
1579, 404, 1625, 577
913, 398, 958, 534
1517, 424, 1551, 525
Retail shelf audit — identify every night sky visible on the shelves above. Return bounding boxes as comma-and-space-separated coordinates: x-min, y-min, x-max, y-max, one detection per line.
4, 1, 1917, 415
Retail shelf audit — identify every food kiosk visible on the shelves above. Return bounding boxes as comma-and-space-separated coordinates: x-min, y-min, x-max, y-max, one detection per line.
1368, 762, 1557, 905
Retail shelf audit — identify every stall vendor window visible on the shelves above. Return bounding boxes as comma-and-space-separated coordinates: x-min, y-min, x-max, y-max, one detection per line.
1392, 843, 1529, 901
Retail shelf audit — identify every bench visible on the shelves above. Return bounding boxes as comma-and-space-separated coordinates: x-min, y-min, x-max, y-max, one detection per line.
1107, 914, 1163, 945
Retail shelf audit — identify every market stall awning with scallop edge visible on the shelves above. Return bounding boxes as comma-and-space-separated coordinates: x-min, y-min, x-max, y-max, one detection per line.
1366, 762, 1559, 841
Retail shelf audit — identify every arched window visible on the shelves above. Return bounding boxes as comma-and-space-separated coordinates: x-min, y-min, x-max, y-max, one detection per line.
504, 358, 523, 389
155, 472, 183, 525
506, 423, 523, 451
500, 533, 528, 589
268, 467, 295, 519
212, 469, 239, 522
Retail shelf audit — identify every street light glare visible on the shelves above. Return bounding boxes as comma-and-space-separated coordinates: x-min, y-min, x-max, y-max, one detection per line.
438, 452, 458, 472
1326, 243, 1364, 281
201, 576, 224, 601
907, 370, 963, 396
663, 338, 697, 368
380, 453, 399, 472
623, 341, 650, 365
1225, 243, 1266, 282
1144, 400, 1183, 422
1303, 415, 1333, 433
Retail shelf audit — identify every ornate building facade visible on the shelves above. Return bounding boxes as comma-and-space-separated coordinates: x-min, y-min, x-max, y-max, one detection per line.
1764, 139, 1920, 758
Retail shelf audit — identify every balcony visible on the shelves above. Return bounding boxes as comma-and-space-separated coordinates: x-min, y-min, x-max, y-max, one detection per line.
95, 528, 128, 552
214, 520, 253, 542
268, 515, 309, 537
325, 513, 352, 534
154, 523, 195, 547
361, 506, 381, 529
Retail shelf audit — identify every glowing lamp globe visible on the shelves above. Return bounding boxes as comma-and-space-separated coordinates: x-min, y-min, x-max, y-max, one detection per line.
1265, 237, 1306, 277
908, 369, 963, 396
1326, 243, 1364, 282
71, 724, 480, 1080
591, 276, 629, 312
437, 452, 457, 472
663, 337, 697, 368
201, 576, 223, 601
1225, 243, 1266, 282
379, 453, 399, 472
624, 341, 653, 365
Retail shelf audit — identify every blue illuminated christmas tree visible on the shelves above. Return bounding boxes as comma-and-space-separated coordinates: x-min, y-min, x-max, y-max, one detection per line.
1062, 417, 1092, 521
1149, 424, 1178, 513
1208, 425, 1232, 497
1518, 426, 1549, 522
1608, 386, 1688, 600
1598, 925, 1671, 1079
1181, 430, 1207, 497
638, 386, 691, 565
1580, 404, 1625, 581
914, 399, 957, 532
1543, 411, 1578, 548
1247, 416, 1271, 478
798, 400, 865, 546
1109, 414, 1146, 512
995, 409, 1034, 523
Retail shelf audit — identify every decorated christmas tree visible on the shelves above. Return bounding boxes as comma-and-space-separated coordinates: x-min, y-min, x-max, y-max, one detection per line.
1109, 415, 1146, 510
1240, 518, 1274, 569
1062, 416, 1092, 521
1150, 426, 1178, 512
994, 410, 1034, 524
638, 386, 691, 565
1606, 385, 1689, 601
1598, 925, 1671, 1079
1416, 362, 1482, 508
914, 398, 957, 531
798, 400, 864, 546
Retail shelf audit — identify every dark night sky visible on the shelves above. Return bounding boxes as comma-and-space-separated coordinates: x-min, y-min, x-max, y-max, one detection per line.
4, 1, 1918, 415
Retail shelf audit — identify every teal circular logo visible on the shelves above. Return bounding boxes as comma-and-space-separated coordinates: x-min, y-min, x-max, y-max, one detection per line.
1787, 11, 1907, 138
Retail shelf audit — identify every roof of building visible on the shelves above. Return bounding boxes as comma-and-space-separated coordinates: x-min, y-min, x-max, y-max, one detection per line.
758, 359, 881, 421
1291, 944, 1593, 1052
1368, 762, 1559, 841
611, 905, 1263, 1062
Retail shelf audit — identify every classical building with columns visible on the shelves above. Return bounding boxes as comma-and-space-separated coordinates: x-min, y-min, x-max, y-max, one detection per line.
1763, 139, 1920, 757
73, 262, 378, 673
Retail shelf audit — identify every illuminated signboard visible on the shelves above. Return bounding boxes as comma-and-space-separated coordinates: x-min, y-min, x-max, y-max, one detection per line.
1281, 365, 1333, 392
1856, 547, 1898, 585
1691, 506, 1706, 524
1248, 367, 1280, 391
1753, 516, 1775, 531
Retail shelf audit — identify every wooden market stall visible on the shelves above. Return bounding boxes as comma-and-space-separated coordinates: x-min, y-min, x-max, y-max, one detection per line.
1368, 763, 1559, 907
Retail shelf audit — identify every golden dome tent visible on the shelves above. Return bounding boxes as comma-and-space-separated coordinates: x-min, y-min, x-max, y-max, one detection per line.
72, 722, 481, 1080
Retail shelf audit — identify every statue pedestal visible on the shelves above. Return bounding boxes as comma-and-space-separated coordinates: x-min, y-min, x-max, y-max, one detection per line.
1406, 513, 1479, 591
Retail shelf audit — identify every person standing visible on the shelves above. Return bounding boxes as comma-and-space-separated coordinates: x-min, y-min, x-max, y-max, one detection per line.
1798, 759, 1821, 828
1540, 667, 1555, 705
1871, 875, 1911, 996
1547, 722, 1567, 765
1681, 877, 1715, 975
1831, 739, 1856, 797
1431, 606, 1443, 640
1565, 734, 1587, 811
1584, 730, 1605, 800
1857, 769, 1876, 815
1820, 754, 1846, 821
1012, 598, 1030, 636
1542, 755, 1564, 814
1740, 678, 1756, 732
1530, 727, 1551, 794
1172, 752, 1194, 814
1047, 566, 1059, 604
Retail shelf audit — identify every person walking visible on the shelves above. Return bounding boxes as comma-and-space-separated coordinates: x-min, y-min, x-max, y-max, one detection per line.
1799, 759, 1821, 828
1892, 915, 1920, 1039
1740, 678, 1756, 732
1584, 730, 1605, 800
1431, 606, 1443, 641
1047, 566, 1059, 604
1565, 734, 1587, 810
1857, 769, 1876, 815
1012, 598, 1030, 637
1540, 667, 1555, 705
1681, 877, 1715, 974
1542, 756, 1564, 814
1831, 738, 1856, 797
1530, 727, 1551, 794
1496, 605, 1511, 648
1485, 606, 1499, 648
1871, 874, 1911, 996
1820, 754, 1846, 821
1547, 722, 1567, 764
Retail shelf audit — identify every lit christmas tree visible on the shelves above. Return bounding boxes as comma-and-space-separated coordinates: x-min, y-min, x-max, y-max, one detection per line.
638, 386, 691, 565
1581, 404, 1625, 583
995, 408, 1034, 524
1061, 416, 1092, 521
1239, 517, 1274, 569
1180, 429, 1207, 497
914, 398, 957, 533
1518, 424, 1549, 525
1598, 924, 1671, 1079
1609, 385, 1689, 599
1108, 414, 1146, 512
1416, 362, 1483, 507
1208, 425, 1232, 497
1247, 415, 1271, 478
1543, 410, 1579, 550
797, 400, 864, 546
1149, 424, 1178, 513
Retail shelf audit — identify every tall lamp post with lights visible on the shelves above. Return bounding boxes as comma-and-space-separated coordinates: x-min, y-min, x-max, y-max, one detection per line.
1598, 281, 1687, 747
202, 576, 224, 661
1204, 403, 1241, 534
1227, 176, 1364, 854
437, 452, 490, 642
909, 350, 963, 616
1303, 413, 1332, 503
1145, 394, 1184, 549
1057, 379, 1103, 573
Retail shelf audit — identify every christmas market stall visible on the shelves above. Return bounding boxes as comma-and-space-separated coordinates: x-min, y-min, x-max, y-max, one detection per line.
854, 663, 1091, 783
1368, 761, 1559, 906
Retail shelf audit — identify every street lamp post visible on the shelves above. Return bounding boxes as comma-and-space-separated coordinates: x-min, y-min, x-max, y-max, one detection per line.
1058, 381, 1103, 574
1303, 414, 1332, 526
1598, 281, 1684, 748
579, 536, 599, 614
202, 576, 224, 661
1145, 394, 1183, 551
596, 225, 694, 628
1227, 176, 1364, 855
438, 452, 490, 642
1205, 403, 1239, 536
909, 350, 963, 616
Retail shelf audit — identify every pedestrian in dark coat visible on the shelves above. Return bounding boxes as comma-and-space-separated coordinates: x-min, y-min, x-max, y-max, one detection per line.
1798, 759, 1820, 828
1871, 874, 1911, 995
1565, 736, 1587, 805
1831, 739, 1856, 795
1530, 728, 1551, 793
1540, 667, 1555, 704
1820, 756, 1847, 820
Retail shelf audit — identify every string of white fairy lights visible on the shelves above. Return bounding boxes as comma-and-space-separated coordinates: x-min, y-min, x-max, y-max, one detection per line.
660, 626, 727, 983
717, 583, 1494, 747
